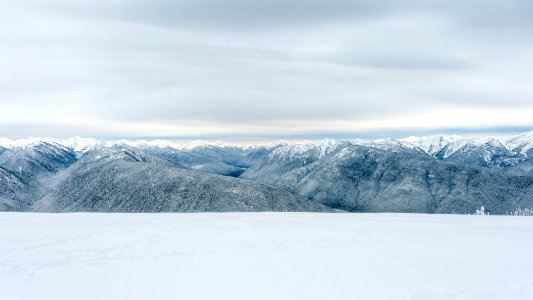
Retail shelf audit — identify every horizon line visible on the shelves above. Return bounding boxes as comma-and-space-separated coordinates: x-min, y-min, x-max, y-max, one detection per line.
1, 127, 531, 145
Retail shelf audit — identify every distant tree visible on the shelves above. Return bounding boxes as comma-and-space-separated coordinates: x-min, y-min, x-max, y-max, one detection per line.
513, 208, 533, 216
475, 206, 486, 215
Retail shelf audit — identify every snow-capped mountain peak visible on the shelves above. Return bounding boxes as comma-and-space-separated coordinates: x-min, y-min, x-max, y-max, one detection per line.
270, 139, 341, 160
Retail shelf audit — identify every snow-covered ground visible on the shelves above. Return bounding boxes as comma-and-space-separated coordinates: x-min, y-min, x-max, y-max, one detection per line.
1, 213, 532, 300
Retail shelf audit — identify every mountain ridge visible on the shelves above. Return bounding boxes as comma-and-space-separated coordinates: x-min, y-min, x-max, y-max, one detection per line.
0, 131, 531, 214
1, 130, 531, 157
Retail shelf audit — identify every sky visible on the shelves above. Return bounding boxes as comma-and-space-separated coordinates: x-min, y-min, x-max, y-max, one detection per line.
1, 0, 532, 140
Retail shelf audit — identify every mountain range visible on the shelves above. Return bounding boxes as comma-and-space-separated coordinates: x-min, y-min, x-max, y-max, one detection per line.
1, 131, 532, 214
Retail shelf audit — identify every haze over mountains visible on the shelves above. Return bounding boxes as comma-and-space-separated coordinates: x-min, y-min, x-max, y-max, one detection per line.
0, 131, 532, 214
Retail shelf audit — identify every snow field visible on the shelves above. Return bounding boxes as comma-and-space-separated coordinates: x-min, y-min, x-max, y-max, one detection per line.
1, 213, 532, 300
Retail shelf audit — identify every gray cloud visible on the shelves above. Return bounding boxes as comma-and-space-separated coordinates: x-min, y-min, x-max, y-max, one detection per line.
26, 0, 405, 30
23, 0, 533, 31
0, 0, 532, 138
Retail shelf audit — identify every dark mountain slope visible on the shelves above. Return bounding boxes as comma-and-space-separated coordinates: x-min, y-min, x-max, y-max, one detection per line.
0, 142, 77, 210
33, 146, 330, 213
0, 166, 39, 211
0, 142, 77, 179
242, 143, 533, 214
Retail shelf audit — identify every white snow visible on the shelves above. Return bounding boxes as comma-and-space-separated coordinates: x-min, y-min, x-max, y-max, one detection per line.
501, 131, 533, 155
1, 131, 532, 157
270, 139, 340, 159
0, 137, 57, 149
1, 213, 532, 300
397, 131, 533, 158
104, 139, 259, 151
57, 137, 101, 153
400, 134, 466, 155
0, 137, 258, 152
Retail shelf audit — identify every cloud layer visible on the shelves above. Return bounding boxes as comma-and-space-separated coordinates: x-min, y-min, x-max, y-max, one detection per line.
1, 0, 532, 138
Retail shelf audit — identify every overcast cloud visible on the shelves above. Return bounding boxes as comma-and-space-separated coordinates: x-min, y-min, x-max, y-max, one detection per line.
1, 0, 532, 139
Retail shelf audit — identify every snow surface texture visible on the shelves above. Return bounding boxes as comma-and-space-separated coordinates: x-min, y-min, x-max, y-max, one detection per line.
1, 213, 532, 300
